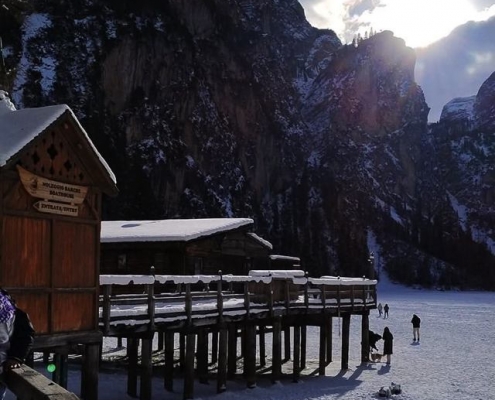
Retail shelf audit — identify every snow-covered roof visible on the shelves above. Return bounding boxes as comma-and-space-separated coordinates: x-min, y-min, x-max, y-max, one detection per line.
269, 254, 301, 261
246, 232, 273, 249
101, 218, 254, 243
0, 99, 116, 184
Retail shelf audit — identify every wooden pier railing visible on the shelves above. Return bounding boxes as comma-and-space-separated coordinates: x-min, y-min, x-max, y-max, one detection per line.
99, 271, 377, 334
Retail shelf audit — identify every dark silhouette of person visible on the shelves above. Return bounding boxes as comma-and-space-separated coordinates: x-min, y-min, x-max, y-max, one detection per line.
382, 326, 393, 365
368, 330, 382, 352
383, 303, 389, 318
411, 314, 421, 342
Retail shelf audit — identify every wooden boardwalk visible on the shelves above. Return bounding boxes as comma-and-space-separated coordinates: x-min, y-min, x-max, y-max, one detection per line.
98, 272, 377, 400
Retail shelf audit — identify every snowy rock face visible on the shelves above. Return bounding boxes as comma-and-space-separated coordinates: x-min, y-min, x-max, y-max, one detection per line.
439, 96, 475, 124
2, 1, 495, 288
0, 91, 16, 115
474, 71, 495, 130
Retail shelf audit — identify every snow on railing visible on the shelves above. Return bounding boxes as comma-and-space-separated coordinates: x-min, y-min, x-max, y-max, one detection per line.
98, 272, 377, 332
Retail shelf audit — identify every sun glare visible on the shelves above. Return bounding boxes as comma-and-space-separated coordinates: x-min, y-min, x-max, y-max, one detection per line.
358, 0, 479, 48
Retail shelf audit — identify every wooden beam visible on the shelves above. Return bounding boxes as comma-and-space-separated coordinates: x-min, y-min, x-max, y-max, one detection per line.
293, 325, 300, 383
197, 330, 209, 384
318, 321, 326, 376
326, 316, 333, 363
259, 325, 266, 367
5, 365, 80, 400
301, 324, 307, 370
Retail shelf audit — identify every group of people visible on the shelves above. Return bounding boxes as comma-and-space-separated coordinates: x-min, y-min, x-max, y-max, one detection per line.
368, 310, 421, 366
377, 302, 389, 318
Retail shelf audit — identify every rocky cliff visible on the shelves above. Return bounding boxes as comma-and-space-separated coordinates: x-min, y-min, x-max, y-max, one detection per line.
1, 0, 494, 288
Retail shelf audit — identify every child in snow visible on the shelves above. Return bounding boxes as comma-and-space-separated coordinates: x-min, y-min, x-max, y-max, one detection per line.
377, 303, 383, 317
383, 303, 389, 318
411, 314, 421, 342
382, 326, 393, 365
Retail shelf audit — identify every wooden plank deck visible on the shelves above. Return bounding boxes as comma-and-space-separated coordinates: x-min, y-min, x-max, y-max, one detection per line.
99, 273, 377, 335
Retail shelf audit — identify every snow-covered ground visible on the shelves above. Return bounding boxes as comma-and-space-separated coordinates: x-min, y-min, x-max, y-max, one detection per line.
7, 275, 495, 399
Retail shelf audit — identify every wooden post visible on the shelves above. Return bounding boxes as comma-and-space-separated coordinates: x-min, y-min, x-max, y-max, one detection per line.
259, 325, 266, 367
217, 327, 228, 393
183, 333, 196, 400
318, 322, 326, 376
81, 344, 100, 400
245, 324, 257, 388
197, 330, 209, 384
341, 314, 351, 370
326, 316, 333, 363
164, 331, 174, 392
53, 353, 68, 388
272, 318, 282, 382
227, 324, 237, 379
293, 325, 300, 383
141, 335, 153, 400
127, 338, 139, 397
361, 311, 370, 362
301, 324, 307, 370
101, 285, 112, 335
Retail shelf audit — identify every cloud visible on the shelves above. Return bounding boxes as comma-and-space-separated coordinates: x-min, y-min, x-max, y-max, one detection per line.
348, 0, 383, 17
415, 16, 495, 121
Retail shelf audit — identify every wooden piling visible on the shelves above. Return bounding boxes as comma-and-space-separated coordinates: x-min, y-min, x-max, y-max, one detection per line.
259, 325, 266, 367
318, 321, 326, 376
227, 325, 237, 379
217, 327, 228, 393
293, 325, 300, 383
164, 331, 174, 392
272, 318, 282, 382
361, 312, 370, 362
326, 316, 333, 363
284, 326, 291, 362
301, 325, 307, 370
211, 331, 218, 364
197, 330, 209, 384
127, 338, 138, 398
141, 335, 153, 400
341, 314, 351, 370
244, 324, 257, 388
53, 353, 68, 389
183, 333, 196, 400
81, 344, 100, 400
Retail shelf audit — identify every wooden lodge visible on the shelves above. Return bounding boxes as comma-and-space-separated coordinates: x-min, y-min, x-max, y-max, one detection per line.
0, 98, 118, 400
100, 219, 274, 278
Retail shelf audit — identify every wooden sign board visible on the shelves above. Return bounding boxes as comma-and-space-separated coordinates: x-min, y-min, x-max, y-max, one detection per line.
17, 165, 88, 204
33, 201, 79, 217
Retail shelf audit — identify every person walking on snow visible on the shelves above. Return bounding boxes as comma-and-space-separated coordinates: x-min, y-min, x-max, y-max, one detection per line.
377, 303, 383, 317
411, 314, 421, 342
382, 326, 393, 365
383, 303, 389, 318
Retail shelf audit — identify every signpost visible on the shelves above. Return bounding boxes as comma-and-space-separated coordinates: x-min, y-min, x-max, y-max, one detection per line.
17, 166, 87, 217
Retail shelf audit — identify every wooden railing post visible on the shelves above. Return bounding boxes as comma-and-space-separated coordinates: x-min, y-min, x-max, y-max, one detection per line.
147, 278, 155, 330
244, 282, 250, 318
102, 285, 112, 335
185, 283, 192, 325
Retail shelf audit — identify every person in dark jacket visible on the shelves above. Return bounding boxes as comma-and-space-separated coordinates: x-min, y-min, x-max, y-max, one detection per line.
383, 303, 389, 318
382, 327, 393, 365
368, 330, 382, 352
0, 289, 35, 400
411, 314, 421, 342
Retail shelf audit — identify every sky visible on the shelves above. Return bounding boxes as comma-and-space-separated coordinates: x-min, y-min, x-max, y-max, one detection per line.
299, 0, 495, 121
299, 0, 495, 48
9, 273, 495, 400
